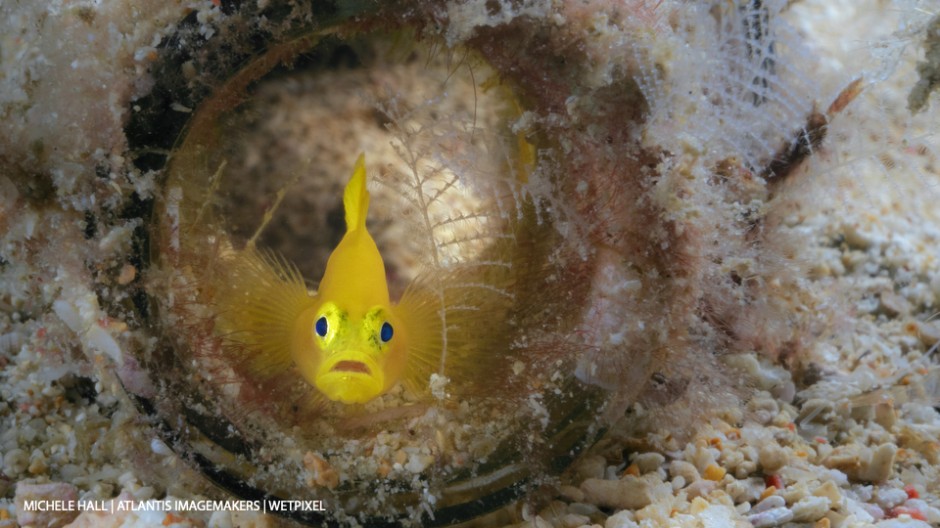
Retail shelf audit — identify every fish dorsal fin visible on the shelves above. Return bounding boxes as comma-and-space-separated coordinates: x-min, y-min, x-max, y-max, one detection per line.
318, 153, 389, 306
343, 154, 369, 232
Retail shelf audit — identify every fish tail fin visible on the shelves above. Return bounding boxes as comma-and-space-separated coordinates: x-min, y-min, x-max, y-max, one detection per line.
343, 153, 370, 233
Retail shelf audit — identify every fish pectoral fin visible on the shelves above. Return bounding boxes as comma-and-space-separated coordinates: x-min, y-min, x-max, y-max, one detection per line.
216, 247, 315, 377
395, 281, 445, 395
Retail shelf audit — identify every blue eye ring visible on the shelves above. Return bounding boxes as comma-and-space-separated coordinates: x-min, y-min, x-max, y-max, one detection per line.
380, 322, 393, 342
315, 316, 328, 338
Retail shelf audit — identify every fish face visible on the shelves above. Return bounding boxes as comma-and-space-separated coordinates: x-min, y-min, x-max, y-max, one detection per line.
307, 302, 402, 404
286, 155, 409, 404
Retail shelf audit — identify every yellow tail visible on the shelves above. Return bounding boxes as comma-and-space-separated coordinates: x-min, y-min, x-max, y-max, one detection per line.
343, 154, 370, 232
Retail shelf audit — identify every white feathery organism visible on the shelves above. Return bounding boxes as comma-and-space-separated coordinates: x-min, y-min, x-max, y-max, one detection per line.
638, 0, 818, 172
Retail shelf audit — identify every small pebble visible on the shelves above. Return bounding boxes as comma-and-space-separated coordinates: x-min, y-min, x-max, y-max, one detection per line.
568, 502, 601, 519
405, 452, 434, 473
813, 480, 842, 504
702, 463, 726, 481
604, 464, 620, 480
697, 503, 735, 528
560, 513, 590, 527
524, 514, 553, 528
878, 291, 911, 316
580, 477, 653, 510
875, 487, 909, 509
822, 469, 849, 486
799, 398, 834, 424
758, 444, 787, 473
844, 498, 876, 522
748, 506, 794, 527
855, 485, 875, 502
604, 510, 638, 528
303, 452, 339, 489
874, 402, 897, 430
791, 496, 831, 522
752, 494, 786, 514
668, 460, 700, 482
781, 481, 810, 504
3, 449, 28, 476
747, 394, 780, 425
27, 450, 47, 475
633, 452, 664, 474
116, 263, 137, 285
671, 475, 686, 491
726, 355, 793, 398
861, 444, 898, 482
689, 496, 710, 514
621, 463, 640, 477
685, 479, 717, 499
733, 459, 757, 479
862, 502, 886, 520
559, 485, 585, 502
842, 223, 873, 249
726, 477, 763, 503
913, 320, 940, 347
851, 403, 876, 422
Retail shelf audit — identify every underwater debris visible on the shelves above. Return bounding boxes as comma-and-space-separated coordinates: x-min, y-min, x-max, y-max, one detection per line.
764, 78, 864, 186
140, 16, 604, 524
134, 1, 827, 522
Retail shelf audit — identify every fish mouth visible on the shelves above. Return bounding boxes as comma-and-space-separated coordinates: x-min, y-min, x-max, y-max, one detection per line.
331, 360, 371, 375
316, 353, 385, 404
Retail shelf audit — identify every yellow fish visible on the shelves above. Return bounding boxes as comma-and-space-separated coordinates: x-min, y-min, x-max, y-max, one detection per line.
216, 154, 441, 405
294, 154, 408, 403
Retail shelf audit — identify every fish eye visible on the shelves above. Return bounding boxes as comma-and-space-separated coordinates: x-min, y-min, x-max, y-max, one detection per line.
315, 316, 328, 338
380, 322, 393, 342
